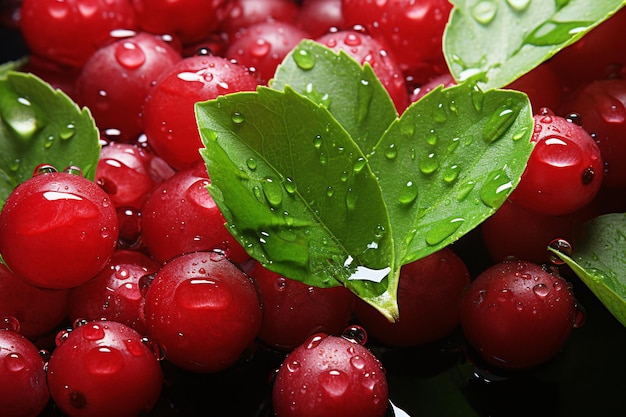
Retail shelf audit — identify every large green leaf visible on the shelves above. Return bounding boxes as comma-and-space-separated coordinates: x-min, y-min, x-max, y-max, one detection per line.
197, 86, 400, 320
0, 71, 100, 210
271, 39, 398, 154
549, 213, 626, 327
370, 82, 534, 266
444, 0, 626, 89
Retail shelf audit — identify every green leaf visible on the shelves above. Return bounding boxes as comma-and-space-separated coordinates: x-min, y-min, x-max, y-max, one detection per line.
370, 81, 534, 266
549, 213, 626, 327
444, 0, 626, 89
0, 71, 100, 210
271, 39, 398, 154
196, 86, 400, 320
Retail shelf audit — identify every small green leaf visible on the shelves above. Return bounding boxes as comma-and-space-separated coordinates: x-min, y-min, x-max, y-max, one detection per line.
196, 86, 400, 320
549, 213, 626, 327
271, 39, 398, 154
0, 71, 100, 210
369, 81, 533, 265
444, 0, 625, 89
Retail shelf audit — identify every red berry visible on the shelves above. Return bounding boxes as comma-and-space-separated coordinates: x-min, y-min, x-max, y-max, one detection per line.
249, 261, 355, 351
76, 32, 182, 142
143, 251, 262, 373
354, 247, 470, 347
0, 169, 119, 289
510, 110, 603, 216
142, 54, 258, 170
460, 260, 578, 369
297, 0, 346, 39
0, 329, 49, 417
219, 0, 300, 39
20, 0, 137, 68
272, 331, 388, 417
47, 320, 163, 417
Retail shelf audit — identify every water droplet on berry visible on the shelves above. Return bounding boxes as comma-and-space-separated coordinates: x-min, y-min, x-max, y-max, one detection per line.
292, 47, 316, 70
274, 277, 287, 292
305, 333, 326, 349
319, 369, 350, 397
532, 283, 550, 297
115, 40, 146, 70
55, 329, 71, 346
286, 360, 301, 372
174, 278, 233, 310
141, 337, 167, 361
472, 1, 498, 25
4, 352, 26, 373
398, 181, 418, 205
425, 217, 465, 245
342, 325, 368, 345
1, 316, 20, 332
548, 238, 572, 264
581, 166, 595, 185
250, 39, 271, 57
82, 323, 106, 341
85, 346, 124, 375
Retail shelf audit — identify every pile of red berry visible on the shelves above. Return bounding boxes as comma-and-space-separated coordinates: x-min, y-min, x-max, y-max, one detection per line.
0, 1, 625, 416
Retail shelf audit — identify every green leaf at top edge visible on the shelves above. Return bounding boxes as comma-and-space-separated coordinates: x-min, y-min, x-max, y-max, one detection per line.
196, 86, 400, 321
0, 71, 100, 211
271, 39, 398, 155
369, 81, 534, 267
444, 0, 625, 90
549, 212, 626, 327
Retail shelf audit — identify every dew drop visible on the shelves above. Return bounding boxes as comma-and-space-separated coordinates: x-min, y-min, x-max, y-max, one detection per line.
443, 164, 460, 183
274, 277, 287, 292
471, 83, 484, 112
326, 185, 335, 197
305, 333, 326, 349
506, 0, 530, 11
345, 187, 358, 210
384, 143, 398, 160
286, 359, 301, 372
284, 177, 297, 194
1, 316, 20, 332
2, 96, 40, 140
483, 103, 519, 143
524, 19, 592, 46
532, 283, 550, 297
82, 323, 105, 341
479, 169, 513, 208
4, 352, 26, 373
231, 111, 245, 124
9, 158, 20, 172
292, 47, 316, 70
174, 278, 233, 310
319, 369, 350, 397
250, 38, 271, 57
357, 78, 374, 122
350, 355, 366, 370
341, 325, 367, 345
419, 152, 439, 174
313, 134, 323, 149
425, 130, 438, 146
457, 181, 476, 201
262, 177, 283, 207
141, 337, 166, 361
548, 238, 572, 265
353, 157, 367, 173
59, 123, 76, 140
246, 157, 257, 170
114, 40, 146, 70
425, 217, 465, 245
471, 1, 498, 25
84, 346, 124, 375
433, 103, 447, 123
63, 165, 82, 176
398, 181, 418, 205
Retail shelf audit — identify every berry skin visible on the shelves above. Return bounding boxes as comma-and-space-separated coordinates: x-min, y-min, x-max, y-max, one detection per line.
0, 329, 50, 417
0, 169, 119, 289
76, 32, 182, 142
140, 161, 250, 264
219, 0, 300, 39
47, 320, 164, 417
510, 110, 603, 216
142, 54, 258, 170
460, 260, 578, 369
248, 261, 355, 351
20, 0, 137, 68
272, 331, 388, 417
354, 247, 470, 347
143, 251, 262, 373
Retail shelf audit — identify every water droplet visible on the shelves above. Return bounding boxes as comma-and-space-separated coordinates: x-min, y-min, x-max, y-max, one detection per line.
483, 103, 519, 143
82, 323, 105, 341
1, 316, 20, 332
471, 83, 484, 112
250, 38, 271, 57
9, 158, 20, 172
313, 134, 323, 149
319, 369, 350, 397
345, 187, 358, 210
2, 96, 40, 139
506, 0, 530, 11
357, 78, 374, 122
60, 123, 76, 140
174, 278, 233, 310
284, 177, 297, 194
472, 1, 498, 25
350, 355, 366, 370
419, 152, 439, 174
384, 143, 397, 160
63, 165, 82, 176
425, 130, 438, 146
425, 217, 465, 245
115, 40, 146, 69
443, 164, 460, 183
246, 157, 257, 170
287, 359, 301, 372
479, 169, 512, 207
43, 135, 54, 148
274, 277, 287, 292
303, 83, 331, 108
292, 47, 316, 70
262, 177, 283, 207
512, 127, 529, 140
4, 352, 26, 373
231, 112, 245, 124
457, 181, 476, 201
548, 238, 572, 265
532, 283, 550, 297
353, 157, 367, 173
524, 19, 592, 46
84, 346, 124, 375
326, 185, 335, 197
433, 103, 447, 123
305, 333, 326, 349
341, 325, 367, 345
398, 181, 418, 205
